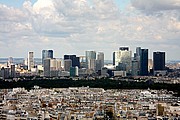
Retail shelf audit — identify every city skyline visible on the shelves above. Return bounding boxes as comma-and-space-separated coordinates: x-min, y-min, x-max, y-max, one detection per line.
0, 0, 180, 60
0, 48, 169, 61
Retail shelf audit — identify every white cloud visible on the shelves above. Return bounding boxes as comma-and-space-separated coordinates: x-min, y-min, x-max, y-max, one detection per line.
131, 0, 180, 14
0, 0, 179, 60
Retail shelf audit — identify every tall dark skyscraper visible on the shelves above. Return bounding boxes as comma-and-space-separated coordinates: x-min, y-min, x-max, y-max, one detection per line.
140, 49, 148, 76
153, 52, 165, 71
135, 47, 148, 76
64, 55, 80, 68
42, 50, 53, 65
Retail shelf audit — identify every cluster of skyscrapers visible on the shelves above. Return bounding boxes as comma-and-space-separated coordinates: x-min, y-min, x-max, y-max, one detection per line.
30, 47, 165, 77
41, 50, 104, 77
113, 47, 166, 76
0, 46, 166, 79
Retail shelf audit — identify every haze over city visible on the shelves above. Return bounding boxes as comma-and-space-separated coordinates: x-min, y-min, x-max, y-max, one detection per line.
0, 0, 180, 60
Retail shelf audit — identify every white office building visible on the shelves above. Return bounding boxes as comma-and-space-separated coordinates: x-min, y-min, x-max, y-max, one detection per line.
28, 52, 34, 71
113, 47, 132, 74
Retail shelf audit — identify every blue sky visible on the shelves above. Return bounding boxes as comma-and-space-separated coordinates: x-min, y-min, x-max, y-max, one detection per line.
0, 0, 130, 9
115, 0, 130, 10
0, 0, 37, 8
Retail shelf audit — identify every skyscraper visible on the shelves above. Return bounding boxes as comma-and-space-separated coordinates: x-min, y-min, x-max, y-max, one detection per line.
42, 50, 53, 65
89, 59, 96, 70
56, 59, 62, 70
28, 51, 34, 71
79, 56, 86, 68
96, 52, 104, 71
64, 55, 80, 68
134, 47, 148, 76
70, 66, 79, 77
119, 47, 129, 51
113, 47, 132, 74
140, 49, 148, 76
153, 52, 165, 71
10, 65, 16, 78
85, 51, 96, 70
64, 59, 72, 72
43, 58, 61, 77
131, 60, 139, 76
0, 67, 10, 79
50, 58, 57, 71
43, 58, 51, 77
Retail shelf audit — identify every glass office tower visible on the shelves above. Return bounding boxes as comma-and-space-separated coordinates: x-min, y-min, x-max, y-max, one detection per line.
42, 50, 53, 65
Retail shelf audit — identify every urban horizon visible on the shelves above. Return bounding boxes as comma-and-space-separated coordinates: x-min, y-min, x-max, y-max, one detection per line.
0, 47, 176, 61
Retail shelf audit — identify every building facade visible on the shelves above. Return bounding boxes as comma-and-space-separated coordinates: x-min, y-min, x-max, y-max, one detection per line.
96, 52, 104, 71
79, 56, 86, 68
43, 58, 51, 77
85, 51, 96, 70
64, 55, 80, 68
153, 52, 165, 71
42, 50, 53, 65
70, 66, 79, 77
28, 52, 34, 71
113, 47, 132, 74
131, 60, 139, 76
140, 49, 148, 76
64, 59, 72, 72
134, 47, 148, 76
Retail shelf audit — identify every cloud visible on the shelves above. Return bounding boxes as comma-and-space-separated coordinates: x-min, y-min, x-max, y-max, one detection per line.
0, 4, 26, 22
0, 0, 180, 60
131, 0, 180, 14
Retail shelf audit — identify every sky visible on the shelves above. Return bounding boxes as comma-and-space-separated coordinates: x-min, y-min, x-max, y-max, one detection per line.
0, 0, 180, 60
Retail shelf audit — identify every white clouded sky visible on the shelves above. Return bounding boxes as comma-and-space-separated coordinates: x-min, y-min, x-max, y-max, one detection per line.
0, 0, 180, 60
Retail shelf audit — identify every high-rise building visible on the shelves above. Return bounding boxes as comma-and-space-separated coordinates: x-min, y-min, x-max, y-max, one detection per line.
42, 50, 53, 65
153, 52, 165, 71
136, 47, 142, 57
50, 58, 57, 71
85, 51, 96, 70
96, 52, 104, 71
56, 59, 62, 70
119, 47, 129, 51
79, 56, 86, 68
43, 58, 61, 77
140, 49, 148, 76
28, 51, 34, 71
10, 65, 16, 78
64, 59, 72, 72
70, 66, 79, 77
0, 67, 10, 79
89, 59, 96, 70
50, 62, 59, 77
64, 55, 80, 68
131, 60, 139, 76
113, 47, 132, 74
134, 47, 148, 76
96, 60, 102, 71
43, 58, 51, 77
